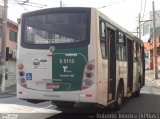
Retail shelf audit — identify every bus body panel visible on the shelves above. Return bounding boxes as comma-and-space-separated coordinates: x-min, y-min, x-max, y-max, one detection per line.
79, 84, 97, 103
133, 61, 142, 92
20, 51, 52, 82
133, 63, 138, 92
97, 59, 108, 106
116, 61, 127, 97
96, 13, 108, 105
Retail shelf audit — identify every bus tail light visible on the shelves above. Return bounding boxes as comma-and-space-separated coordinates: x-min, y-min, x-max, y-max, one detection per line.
18, 64, 24, 69
18, 63, 27, 88
82, 85, 88, 90
21, 83, 27, 88
85, 72, 93, 78
84, 79, 93, 86
18, 91, 23, 94
86, 94, 92, 97
19, 71, 25, 76
82, 60, 95, 90
87, 64, 94, 71
19, 78, 27, 88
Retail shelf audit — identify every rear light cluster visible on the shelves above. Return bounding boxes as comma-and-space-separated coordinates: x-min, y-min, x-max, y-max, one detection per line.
82, 60, 95, 90
18, 64, 27, 88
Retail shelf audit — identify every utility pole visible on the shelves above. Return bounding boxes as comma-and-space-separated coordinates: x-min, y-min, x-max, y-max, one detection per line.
152, 1, 158, 79
1, 0, 8, 92
60, 0, 62, 7
139, 13, 141, 40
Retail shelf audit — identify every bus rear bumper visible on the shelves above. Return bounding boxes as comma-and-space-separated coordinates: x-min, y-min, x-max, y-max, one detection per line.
17, 84, 97, 103
17, 86, 80, 102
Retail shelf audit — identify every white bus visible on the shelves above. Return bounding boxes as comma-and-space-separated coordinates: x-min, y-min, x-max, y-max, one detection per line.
17, 7, 145, 110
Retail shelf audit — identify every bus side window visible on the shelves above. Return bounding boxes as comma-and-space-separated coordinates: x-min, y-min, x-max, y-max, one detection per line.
116, 31, 126, 61
99, 20, 107, 58
134, 41, 141, 63
134, 42, 138, 59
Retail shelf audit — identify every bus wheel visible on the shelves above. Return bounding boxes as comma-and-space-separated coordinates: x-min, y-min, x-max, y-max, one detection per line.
135, 80, 141, 97
52, 101, 74, 108
114, 82, 124, 111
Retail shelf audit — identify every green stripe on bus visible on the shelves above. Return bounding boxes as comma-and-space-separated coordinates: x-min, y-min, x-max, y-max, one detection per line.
52, 47, 88, 91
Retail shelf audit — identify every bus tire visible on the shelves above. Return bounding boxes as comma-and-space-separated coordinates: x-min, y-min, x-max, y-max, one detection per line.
114, 82, 124, 111
135, 80, 141, 97
52, 101, 74, 108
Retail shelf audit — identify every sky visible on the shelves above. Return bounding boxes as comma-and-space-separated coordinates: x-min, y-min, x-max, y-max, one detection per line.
1, 0, 160, 32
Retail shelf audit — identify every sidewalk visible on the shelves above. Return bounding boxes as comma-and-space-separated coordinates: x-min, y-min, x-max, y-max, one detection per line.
145, 70, 160, 87
0, 84, 16, 98
0, 60, 16, 98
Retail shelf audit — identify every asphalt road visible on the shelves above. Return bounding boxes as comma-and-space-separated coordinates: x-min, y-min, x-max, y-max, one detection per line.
0, 77, 160, 119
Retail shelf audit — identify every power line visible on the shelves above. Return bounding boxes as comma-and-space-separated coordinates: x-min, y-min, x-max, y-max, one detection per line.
98, 0, 126, 9
5, 0, 48, 12
20, 1, 47, 7
22, 0, 28, 4
8, 0, 29, 4
14, 0, 29, 11
19, 3, 44, 8
26, 2, 47, 7
7, 0, 47, 9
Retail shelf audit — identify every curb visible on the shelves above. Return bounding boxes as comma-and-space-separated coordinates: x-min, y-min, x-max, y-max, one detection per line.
0, 91, 16, 98
0, 84, 16, 98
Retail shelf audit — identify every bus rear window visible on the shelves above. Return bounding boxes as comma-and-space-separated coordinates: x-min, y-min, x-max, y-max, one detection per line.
24, 13, 87, 45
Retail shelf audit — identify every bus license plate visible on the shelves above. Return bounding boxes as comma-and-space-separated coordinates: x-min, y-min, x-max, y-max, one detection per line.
46, 83, 60, 89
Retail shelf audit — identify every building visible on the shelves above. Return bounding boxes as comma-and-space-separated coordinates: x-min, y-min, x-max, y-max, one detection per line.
144, 37, 160, 70
141, 10, 160, 70
0, 4, 18, 59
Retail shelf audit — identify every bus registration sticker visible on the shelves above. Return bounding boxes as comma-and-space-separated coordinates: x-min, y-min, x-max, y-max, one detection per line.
46, 83, 60, 89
